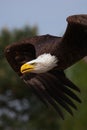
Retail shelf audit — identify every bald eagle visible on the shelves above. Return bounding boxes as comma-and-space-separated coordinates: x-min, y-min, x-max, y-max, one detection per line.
4, 14, 86, 119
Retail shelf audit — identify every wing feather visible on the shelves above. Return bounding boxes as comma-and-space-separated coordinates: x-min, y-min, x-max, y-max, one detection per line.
29, 77, 64, 119
36, 74, 77, 110
20, 70, 81, 119
21, 75, 48, 107
50, 70, 80, 92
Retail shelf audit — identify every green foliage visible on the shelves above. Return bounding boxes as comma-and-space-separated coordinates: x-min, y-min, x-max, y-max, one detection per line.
59, 60, 87, 130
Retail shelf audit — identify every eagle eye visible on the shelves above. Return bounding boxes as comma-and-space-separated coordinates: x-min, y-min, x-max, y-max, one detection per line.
30, 63, 36, 65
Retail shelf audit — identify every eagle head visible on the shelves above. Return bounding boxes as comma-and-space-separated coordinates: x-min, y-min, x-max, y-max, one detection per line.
20, 53, 58, 74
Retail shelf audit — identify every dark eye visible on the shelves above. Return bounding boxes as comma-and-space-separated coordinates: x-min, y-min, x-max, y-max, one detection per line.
30, 63, 36, 65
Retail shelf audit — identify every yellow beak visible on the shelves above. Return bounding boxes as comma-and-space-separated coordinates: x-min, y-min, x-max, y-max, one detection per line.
20, 63, 34, 74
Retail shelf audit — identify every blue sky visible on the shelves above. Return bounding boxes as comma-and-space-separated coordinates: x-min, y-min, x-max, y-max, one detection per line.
0, 0, 87, 36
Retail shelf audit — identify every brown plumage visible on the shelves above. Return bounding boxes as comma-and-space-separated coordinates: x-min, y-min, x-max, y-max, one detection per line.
4, 14, 87, 119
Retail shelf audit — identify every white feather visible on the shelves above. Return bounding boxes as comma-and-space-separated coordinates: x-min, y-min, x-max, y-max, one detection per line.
27, 53, 58, 73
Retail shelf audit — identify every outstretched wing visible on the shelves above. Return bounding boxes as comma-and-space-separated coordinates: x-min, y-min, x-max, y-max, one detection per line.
4, 42, 81, 119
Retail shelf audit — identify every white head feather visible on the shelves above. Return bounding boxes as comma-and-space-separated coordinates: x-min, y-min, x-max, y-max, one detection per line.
27, 53, 58, 73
